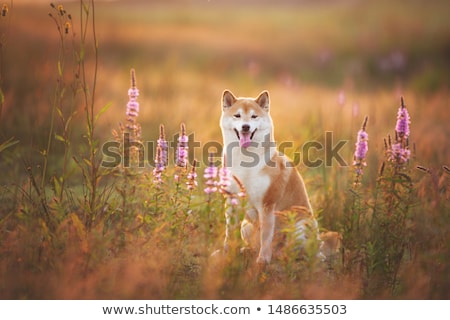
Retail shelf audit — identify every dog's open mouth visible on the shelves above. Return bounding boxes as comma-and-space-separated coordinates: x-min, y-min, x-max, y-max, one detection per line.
234, 128, 257, 148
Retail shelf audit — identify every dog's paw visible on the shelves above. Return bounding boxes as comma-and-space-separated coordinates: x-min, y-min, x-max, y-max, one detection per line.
256, 255, 270, 266
256, 256, 270, 274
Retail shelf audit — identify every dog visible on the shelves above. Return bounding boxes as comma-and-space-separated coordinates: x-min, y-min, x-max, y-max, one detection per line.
220, 90, 325, 265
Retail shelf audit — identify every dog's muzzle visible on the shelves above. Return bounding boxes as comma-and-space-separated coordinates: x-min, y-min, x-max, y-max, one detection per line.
235, 125, 257, 148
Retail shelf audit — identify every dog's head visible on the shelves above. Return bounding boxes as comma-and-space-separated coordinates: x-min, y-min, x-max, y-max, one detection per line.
220, 90, 273, 148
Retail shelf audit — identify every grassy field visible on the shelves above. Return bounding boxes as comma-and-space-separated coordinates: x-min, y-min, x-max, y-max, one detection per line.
0, 0, 449, 299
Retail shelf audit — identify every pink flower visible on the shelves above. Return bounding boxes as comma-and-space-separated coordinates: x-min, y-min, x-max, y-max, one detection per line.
218, 165, 232, 192
153, 146, 165, 184
353, 116, 369, 166
204, 153, 217, 194
352, 116, 369, 185
186, 160, 198, 190
387, 97, 411, 166
124, 68, 141, 143
176, 123, 189, 168
217, 158, 246, 205
126, 101, 139, 117
230, 197, 239, 206
388, 142, 411, 165
157, 124, 168, 167
353, 130, 368, 163
126, 69, 140, 118
218, 156, 233, 193
395, 97, 410, 139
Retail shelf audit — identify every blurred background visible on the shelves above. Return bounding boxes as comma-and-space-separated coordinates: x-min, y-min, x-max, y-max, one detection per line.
0, 0, 449, 177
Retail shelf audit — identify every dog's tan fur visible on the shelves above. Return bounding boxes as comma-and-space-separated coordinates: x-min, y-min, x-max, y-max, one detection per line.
220, 90, 322, 264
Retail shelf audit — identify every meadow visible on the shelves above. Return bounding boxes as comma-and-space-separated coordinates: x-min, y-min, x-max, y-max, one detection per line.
0, 0, 449, 299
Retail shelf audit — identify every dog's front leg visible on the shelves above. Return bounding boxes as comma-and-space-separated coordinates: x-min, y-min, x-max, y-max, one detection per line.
241, 207, 258, 248
257, 204, 276, 265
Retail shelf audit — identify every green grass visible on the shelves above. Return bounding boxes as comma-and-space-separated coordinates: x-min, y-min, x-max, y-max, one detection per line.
0, 0, 449, 299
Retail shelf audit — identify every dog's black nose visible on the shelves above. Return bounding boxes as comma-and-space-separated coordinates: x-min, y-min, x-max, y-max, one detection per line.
242, 124, 250, 132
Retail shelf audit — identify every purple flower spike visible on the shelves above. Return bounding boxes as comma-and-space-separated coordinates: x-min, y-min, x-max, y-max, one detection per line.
388, 143, 411, 165
157, 124, 168, 167
126, 101, 139, 117
218, 155, 232, 193
186, 160, 198, 190
353, 116, 369, 165
124, 68, 142, 144
176, 123, 189, 168
128, 87, 139, 100
126, 69, 140, 119
153, 146, 165, 184
204, 153, 218, 194
395, 97, 410, 139
388, 97, 411, 166
354, 130, 368, 162
352, 116, 369, 185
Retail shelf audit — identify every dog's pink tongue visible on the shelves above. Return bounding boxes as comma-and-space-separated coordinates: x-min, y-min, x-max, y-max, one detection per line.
240, 132, 252, 148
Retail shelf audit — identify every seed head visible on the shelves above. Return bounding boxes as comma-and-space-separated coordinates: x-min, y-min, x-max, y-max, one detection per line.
64, 21, 71, 34
1, 3, 8, 17
57, 4, 65, 16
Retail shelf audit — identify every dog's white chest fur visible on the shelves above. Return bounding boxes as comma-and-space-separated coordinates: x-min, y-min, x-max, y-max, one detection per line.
233, 163, 270, 211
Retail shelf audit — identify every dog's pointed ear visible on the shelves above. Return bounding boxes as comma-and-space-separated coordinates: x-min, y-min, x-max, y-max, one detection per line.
222, 90, 237, 110
256, 90, 270, 112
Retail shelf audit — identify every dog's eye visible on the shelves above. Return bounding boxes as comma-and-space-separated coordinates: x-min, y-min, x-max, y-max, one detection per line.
234, 114, 241, 118
251, 115, 258, 119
